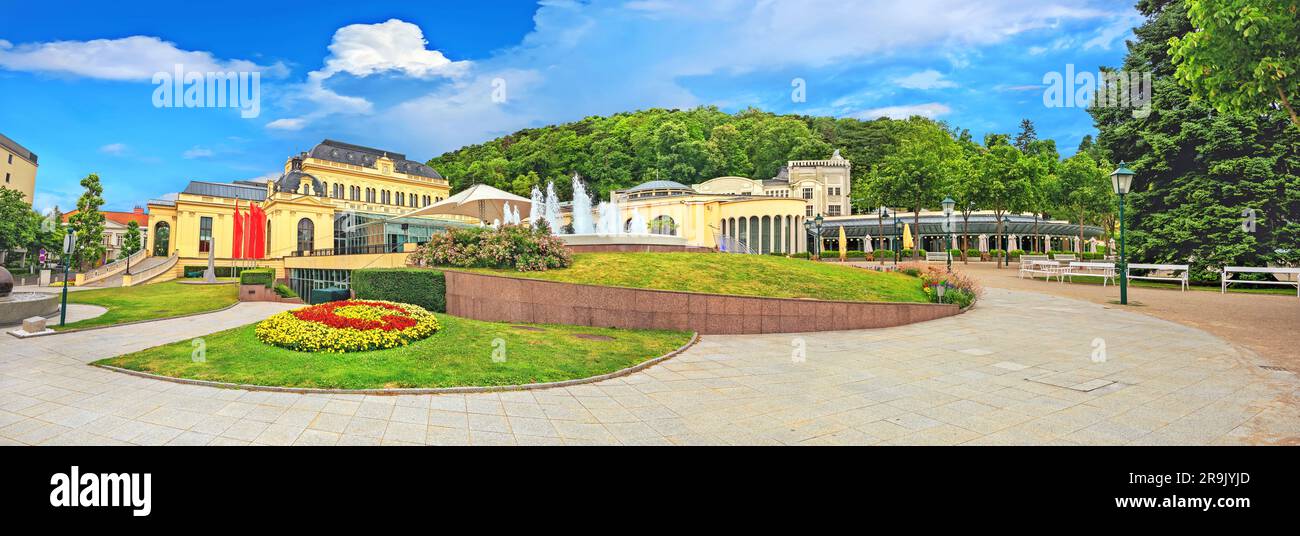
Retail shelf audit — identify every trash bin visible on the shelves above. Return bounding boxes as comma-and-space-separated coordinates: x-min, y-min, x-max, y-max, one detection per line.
310, 287, 350, 305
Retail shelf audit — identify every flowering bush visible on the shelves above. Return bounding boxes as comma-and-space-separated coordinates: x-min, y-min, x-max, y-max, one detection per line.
897, 262, 983, 307
409, 224, 571, 272
255, 300, 440, 353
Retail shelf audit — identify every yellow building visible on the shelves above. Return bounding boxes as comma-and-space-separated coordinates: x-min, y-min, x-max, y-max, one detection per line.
0, 132, 38, 204
145, 140, 462, 289
693, 150, 852, 218
582, 180, 809, 254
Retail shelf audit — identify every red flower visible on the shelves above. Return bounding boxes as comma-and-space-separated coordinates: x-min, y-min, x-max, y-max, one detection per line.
291, 300, 420, 331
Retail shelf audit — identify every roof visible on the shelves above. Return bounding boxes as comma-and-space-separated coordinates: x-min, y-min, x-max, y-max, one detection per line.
817, 213, 1105, 238
62, 209, 148, 227
307, 139, 443, 179
181, 180, 268, 202
626, 180, 691, 193
0, 132, 38, 165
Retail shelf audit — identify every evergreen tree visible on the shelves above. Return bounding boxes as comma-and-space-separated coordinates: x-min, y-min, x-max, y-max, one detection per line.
1013, 119, 1039, 153
119, 220, 142, 260
69, 173, 107, 270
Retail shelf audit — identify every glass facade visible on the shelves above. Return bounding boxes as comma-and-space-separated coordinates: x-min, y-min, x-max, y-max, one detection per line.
332, 211, 470, 254
288, 268, 352, 300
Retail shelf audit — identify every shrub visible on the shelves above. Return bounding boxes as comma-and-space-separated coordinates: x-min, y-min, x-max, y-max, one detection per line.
875, 250, 895, 259
353, 268, 446, 313
411, 224, 571, 272
1008, 249, 1025, 259
240, 268, 275, 287
966, 248, 980, 258
789, 252, 811, 259
898, 262, 983, 306
273, 283, 297, 298
948, 248, 962, 257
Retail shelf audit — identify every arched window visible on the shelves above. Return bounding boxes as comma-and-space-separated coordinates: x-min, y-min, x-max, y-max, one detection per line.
297, 218, 314, 253
748, 216, 760, 254
152, 221, 170, 256
650, 215, 676, 235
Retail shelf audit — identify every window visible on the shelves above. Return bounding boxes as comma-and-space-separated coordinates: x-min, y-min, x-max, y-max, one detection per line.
297, 218, 315, 253
153, 222, 170, 256
827, 205, 842, 216
4, 172, 9, 183
805, 205, 814, 217
802, 187, 814, 200
650, 215, 676, 235
7, 153, 11, 164
198, 216, 213, 253
396, 192, 404, 206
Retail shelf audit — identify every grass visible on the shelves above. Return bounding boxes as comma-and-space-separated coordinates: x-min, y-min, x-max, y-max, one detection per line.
95, 315, 693, 389
467, 252, 929, 303
58, 280, 240, 330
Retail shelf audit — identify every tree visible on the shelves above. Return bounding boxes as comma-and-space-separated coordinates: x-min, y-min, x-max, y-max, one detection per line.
0, 187, 40, 264
1169, 0, 1300, 127
69, 173, 107, 270
976, 145, 1035, 268
1053, 154, 1113, 254
119, 220, 142, 260
1093, 0, 1300, 281
866, 119, 961, 260
1013, 119, 1039, 153
946, 151, 983, 262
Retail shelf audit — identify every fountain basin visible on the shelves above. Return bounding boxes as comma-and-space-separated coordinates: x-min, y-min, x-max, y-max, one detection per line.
0, 292, 61, 326
559, 233, 712, 253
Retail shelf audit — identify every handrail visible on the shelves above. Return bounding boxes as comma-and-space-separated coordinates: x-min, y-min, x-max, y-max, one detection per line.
126, 250, 180, 286
81, 247, 148, 283
291, 243, 403, 257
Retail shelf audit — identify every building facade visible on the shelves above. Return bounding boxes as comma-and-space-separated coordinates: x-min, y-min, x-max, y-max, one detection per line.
0, 132, 38, 204
145, 140, 462, 286
693, 150, 852, 218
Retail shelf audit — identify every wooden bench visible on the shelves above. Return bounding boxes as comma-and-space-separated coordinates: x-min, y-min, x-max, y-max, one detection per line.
1051, 254, 1077, 263
925, 252, 949, 262
1221, 266, 1300, 297
1063, 261, 1117, 286
1127, 263, 1190, 291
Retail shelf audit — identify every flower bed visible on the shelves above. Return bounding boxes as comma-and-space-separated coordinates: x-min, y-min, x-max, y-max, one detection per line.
255, 300, 440, 353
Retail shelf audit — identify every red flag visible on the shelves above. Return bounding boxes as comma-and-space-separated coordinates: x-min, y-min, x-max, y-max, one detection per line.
252, 202, 264, 259
232, 202, 243, 259
244, 204, 254, 259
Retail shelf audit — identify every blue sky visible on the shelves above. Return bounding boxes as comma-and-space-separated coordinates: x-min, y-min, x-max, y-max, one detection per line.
0, 0, 1142, 212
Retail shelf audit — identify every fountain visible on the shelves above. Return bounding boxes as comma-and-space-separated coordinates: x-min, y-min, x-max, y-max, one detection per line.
529, 186, 545, 227
543, 181, 561, 231
570, 174, 594, 234
626, 208, 648, 235
0, 266, 60, 326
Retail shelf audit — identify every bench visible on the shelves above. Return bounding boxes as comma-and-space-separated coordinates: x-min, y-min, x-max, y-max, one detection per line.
1018, 255, 1054, 279
925, 252, 949, 262
1063, 261, 1117, 286
1052, 254, 1077, 263
1221, 266, 1300, 297
1127, 263, 1190, 291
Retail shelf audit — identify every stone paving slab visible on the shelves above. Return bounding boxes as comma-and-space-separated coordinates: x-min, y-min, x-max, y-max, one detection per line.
1, 290, 1298, 446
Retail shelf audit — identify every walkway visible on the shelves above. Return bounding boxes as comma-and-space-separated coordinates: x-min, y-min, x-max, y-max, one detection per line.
84, 255, 175, 288
1, 290, 1296, 445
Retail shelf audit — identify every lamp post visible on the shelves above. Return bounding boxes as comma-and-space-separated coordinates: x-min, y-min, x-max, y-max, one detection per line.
892, 215, 901, 266
1110, 161, 1135, 305
941, 196, 955, 272
877, 206, 889, 264
803, 214, 824, 260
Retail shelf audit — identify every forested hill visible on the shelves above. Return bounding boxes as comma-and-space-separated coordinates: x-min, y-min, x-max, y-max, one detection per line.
425, 106, 920, 203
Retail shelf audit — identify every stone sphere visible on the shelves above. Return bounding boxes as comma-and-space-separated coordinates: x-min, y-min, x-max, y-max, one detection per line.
0, 266, 12, 298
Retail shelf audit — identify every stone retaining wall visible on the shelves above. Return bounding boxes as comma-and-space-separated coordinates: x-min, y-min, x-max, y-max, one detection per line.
565, 244, 715, 253
445, 271, 958, 334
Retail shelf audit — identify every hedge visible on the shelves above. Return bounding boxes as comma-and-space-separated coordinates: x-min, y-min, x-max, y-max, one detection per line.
239, 268, 275, 287
351, 268, 446, 313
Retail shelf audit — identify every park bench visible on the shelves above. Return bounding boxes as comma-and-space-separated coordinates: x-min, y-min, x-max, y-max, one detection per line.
925, 252, 949, 262
1017, 255, 1055, 279
1052, 253, 1077, 263
1221, 266, 1300, 297
1127, 263, 1190, 291
1063, 261, 1117, 286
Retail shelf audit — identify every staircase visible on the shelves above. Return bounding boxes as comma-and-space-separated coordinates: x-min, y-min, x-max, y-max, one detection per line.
84, 251, 179, 287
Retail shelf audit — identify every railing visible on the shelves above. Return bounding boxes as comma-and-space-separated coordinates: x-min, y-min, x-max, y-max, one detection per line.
81, 247, 147, 284
716, 234, 755, 254
291, 243, 404, 257
125, 250, 179, 286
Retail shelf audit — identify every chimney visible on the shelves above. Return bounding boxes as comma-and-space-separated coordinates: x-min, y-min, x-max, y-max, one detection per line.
133, 206, 145, 215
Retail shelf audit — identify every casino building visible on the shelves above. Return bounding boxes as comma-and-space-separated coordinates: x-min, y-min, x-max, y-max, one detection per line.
142, 140, 468, 293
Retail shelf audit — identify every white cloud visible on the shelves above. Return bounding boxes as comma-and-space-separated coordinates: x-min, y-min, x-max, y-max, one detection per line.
852, 102, 952, 120
0, 35, 287, 81
182, 146, 214, 159
1083, 13, 1143, 50
1028, 46, 1048, 56
99, 143, 127, 155
268, 19, 470, 130
892, 70, 957, 90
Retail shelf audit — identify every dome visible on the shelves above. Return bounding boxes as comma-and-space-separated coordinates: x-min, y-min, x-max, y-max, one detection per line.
626, 180, 691, 193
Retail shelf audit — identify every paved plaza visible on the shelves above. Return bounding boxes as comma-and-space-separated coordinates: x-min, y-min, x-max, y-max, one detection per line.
1, 289, 1297, 445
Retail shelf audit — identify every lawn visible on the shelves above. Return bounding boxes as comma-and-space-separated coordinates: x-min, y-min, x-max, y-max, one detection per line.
95, 314, 693, 389
468, 252, 929, 303
59, 280, 240, 330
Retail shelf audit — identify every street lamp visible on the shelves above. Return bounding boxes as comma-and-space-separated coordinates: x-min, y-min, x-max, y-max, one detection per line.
877, 206, 889, 264
892, 215, 902, 266
803, 214, 825, 260
1111, 161, 1135, 305
941, 196, 955, 272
